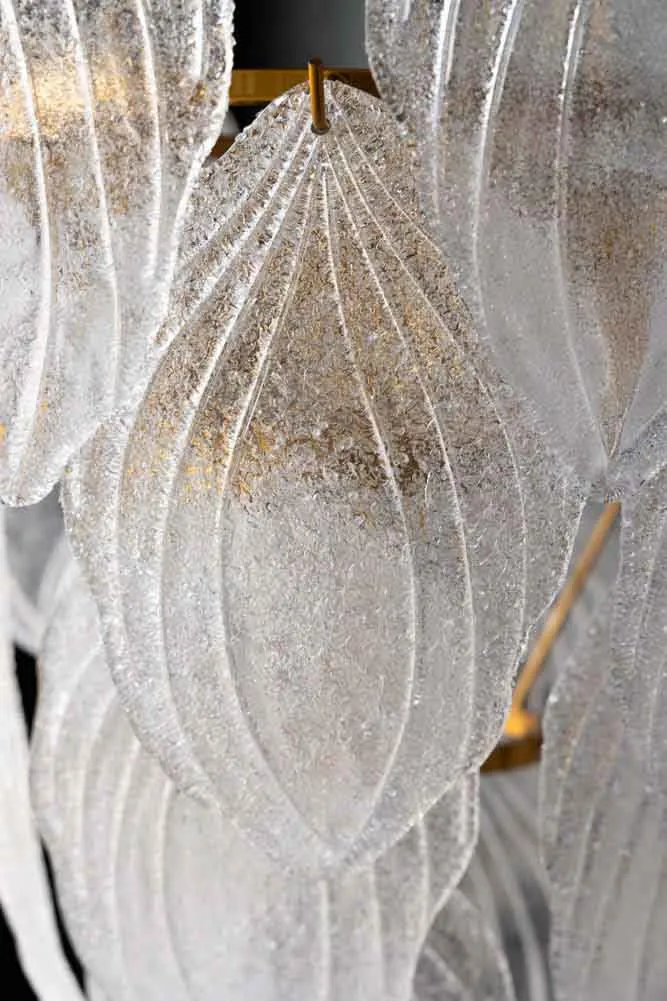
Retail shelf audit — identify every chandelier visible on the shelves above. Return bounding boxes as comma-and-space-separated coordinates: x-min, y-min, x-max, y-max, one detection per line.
1, 3, 666, 999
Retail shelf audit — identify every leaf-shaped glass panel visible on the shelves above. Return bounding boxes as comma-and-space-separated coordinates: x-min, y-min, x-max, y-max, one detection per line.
413, 890, 517, 1001
467, 769, 552, 1001
541, 475, 667, 1001
64, 81, 581, 870
414, 766, 551, 1001
367, 0, 667, 492
0, 510, 83, 1001
32, 554, 479, 1001
5, 489, 66, 653
0, 0, 234, 504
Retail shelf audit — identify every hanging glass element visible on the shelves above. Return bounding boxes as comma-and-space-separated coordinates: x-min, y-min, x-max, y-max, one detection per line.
414, 890, 517, 1001
5, 490, 66, 653
64, 81, 582, 870
0, 510, 83, 1001
31, 553, 480, 1001
458, 769, 552, 1001
366, 0, 667, 493
415, 766, 549, 1001
541, 477, 667, 1001
0, 0, 234, 505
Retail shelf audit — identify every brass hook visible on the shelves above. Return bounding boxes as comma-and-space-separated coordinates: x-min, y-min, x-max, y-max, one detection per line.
308, 58, 330, 135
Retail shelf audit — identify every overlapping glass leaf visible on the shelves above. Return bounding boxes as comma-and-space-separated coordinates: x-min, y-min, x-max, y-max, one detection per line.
413, 766, 550, 1001
465, 768, 552, 1001
32, 554, 479, 1001
0, 0, 234, 504
0, 511, 83, 1001
366, 0, 667, 492
64, 81, 582, 870
541, 478, 667, 1001
414, 890, 516, 1001
5, 489, 66, 653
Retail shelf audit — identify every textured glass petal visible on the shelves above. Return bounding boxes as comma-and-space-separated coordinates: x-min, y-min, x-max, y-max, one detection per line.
32, 554, 479, 1001
541, 473, 667, 1001
366, 0, 667, 490
465, 769, 552, 1001
414, 767, 551, 1001
64, 81, 582, 869
413, 890, 516, 1001
5, 488, 66, 652
0, 0, 234, 504
0, 510, 83, 1001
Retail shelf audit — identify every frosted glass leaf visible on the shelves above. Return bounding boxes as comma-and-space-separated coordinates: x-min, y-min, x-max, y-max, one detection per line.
541, 473, 667, 1001
366, 0, 667, 490
0, 0, 234, 505
413, 890, 516, 1001
0, 510, 83, 1001
5, 489, 67, 653
465, 769, 551, 1001
414, 767, 550, 1001
32, 556, 479, 1001
64, 81, 582, 870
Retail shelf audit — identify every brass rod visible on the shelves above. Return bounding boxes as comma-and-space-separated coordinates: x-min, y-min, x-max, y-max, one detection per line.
210, 68, 378, 157
228, 68, 378, 106
308, 59, 329, 134
503, 500, 621, 740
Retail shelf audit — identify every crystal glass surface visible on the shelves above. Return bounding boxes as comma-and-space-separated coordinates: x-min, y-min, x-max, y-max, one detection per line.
31, 554, 479, 1001
367, 0, 667, 494
0, 510, 83, 1001
415, 766, 552, 1001
364, 13, 667, 981
463, 769, 552, 1001
64, 81, 581, 870
5, 489, 66, 653
541, 474, 667, 1001
414, 889, 517, 1001
0, 0, 234, 504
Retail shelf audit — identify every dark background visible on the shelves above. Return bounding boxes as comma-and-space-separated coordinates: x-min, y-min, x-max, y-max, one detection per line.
4, 3, 366, 997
